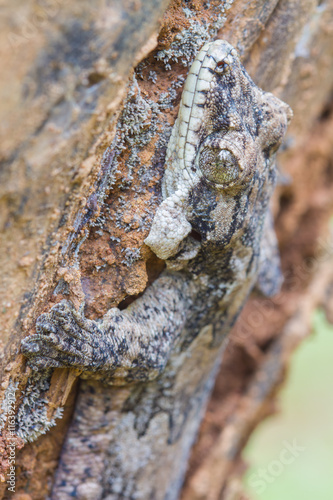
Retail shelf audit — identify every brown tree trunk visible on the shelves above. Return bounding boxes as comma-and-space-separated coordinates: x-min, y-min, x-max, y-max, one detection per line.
1, 1, 333, 499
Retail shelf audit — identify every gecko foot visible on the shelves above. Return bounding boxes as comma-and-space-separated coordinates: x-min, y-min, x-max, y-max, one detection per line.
21, 300, 108, 371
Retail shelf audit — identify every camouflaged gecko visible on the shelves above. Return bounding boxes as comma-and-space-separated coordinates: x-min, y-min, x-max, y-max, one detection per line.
21, 41, 292, 500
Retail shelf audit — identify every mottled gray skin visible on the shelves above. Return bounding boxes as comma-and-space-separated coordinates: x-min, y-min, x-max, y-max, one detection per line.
22, 41, 292, 500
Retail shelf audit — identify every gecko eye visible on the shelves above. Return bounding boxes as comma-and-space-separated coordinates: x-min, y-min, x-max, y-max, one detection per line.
198, 147, 240, 187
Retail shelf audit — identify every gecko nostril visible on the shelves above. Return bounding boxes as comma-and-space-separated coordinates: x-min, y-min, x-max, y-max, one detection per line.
215, 60, 229, 74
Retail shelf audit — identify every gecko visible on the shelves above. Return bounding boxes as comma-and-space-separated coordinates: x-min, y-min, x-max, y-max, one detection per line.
21, 40, 292, 500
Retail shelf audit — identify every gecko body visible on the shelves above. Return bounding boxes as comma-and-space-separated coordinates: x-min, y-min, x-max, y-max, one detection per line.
22, 40, 292, 500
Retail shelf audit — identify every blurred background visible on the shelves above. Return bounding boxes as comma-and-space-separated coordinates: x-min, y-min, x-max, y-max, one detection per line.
243, 309, 333, 500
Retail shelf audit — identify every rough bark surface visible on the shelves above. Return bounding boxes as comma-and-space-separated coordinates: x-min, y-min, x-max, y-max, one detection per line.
0, 0, 332, 499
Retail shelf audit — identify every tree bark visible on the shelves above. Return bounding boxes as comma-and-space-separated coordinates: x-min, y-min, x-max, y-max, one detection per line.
0, 0, 333, 499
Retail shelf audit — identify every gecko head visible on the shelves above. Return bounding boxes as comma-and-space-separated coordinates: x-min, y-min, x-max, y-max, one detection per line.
181, 40, 292, 251
146, 40, 292, 261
